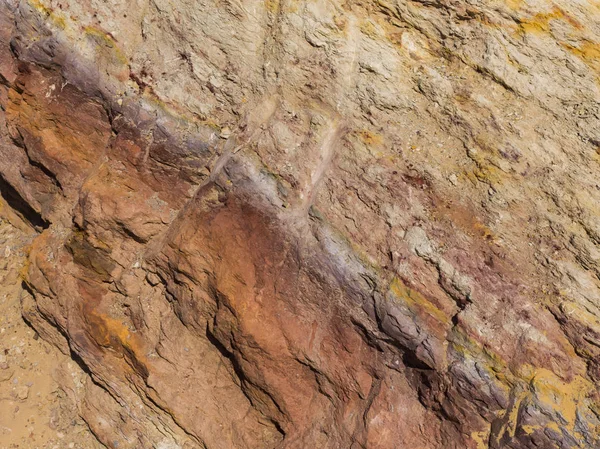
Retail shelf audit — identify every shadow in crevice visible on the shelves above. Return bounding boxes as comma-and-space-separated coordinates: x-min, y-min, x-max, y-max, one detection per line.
20, 280, 96, 383
0, 174, 49, 230
205, 325, 287, 438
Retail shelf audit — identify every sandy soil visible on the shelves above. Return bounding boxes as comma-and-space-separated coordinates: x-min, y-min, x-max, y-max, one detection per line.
0, 203, 102, 449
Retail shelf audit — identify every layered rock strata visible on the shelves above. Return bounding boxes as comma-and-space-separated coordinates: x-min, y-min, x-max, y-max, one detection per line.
1, 0, 600, 447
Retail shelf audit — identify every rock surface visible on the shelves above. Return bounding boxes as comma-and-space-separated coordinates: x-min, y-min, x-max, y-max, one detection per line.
0, 206, 104, 449
1, 0, 600, 447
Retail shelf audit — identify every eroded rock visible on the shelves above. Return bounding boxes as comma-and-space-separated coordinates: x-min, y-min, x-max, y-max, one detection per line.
1, 0, 600, 448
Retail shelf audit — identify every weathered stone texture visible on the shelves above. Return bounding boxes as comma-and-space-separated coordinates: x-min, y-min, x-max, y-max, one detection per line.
1, 0, 600, 447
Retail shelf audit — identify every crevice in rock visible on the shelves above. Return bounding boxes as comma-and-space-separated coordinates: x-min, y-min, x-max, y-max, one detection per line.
138, 383, 207, 448
21, 282, 94, 379
0, 173, 49, 229
118, 222, 150, 244
205, 324, 287, 440
354, 376, 383, 447
78, 419, 110, 449
21, 281, 183, 448
12, 127, 65, 193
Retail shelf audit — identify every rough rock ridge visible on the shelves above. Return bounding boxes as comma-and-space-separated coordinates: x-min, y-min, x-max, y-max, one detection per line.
1, 0, 600, 447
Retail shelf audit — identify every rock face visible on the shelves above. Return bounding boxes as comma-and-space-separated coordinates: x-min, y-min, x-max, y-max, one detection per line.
0, 209, 105, 449
1, 0, 600, 447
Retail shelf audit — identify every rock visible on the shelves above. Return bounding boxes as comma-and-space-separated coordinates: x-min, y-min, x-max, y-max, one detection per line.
0, 369, 13, 382
145, 272, 161, 286
15, 385, 28, 400
219, 126, 232, 139
0, 0, 600, 448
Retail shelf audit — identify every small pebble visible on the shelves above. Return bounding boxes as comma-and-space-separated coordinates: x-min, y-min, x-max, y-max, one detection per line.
219, 126, 232, 139
15, 385, 28, 400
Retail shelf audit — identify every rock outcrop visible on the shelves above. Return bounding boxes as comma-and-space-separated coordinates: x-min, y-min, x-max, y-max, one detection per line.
0, 204, 105, 449
1, 0, 600, 447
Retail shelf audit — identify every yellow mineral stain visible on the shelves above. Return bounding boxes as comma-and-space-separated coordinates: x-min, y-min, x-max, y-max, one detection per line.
521, 425, 535, 435
473, 221, 497, 242
563, 40, 600, 74
356, 129, 383, 146
454, 330, 597, 441
18, 248, 32, 282
27, 1, 129, 69
545, 421, 561, 433
475, 163, 505, 185
450, 326, 512, 387
29, 0, 67, 29
389, 277, 448, 323
359, 20, 380, 39
506, 0, 524, 10
560, 300, 600, 329
527, 367, 590, 428
89, 310, 149, 372
26, 2, 214, 126
265, 0, 280, 14
501, 390, 529, 441
333, 15, 348, 33
83, 26, 129, 66
471, 429, 490, 449
517, 6, 582, 35
467, 144, 509, 187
